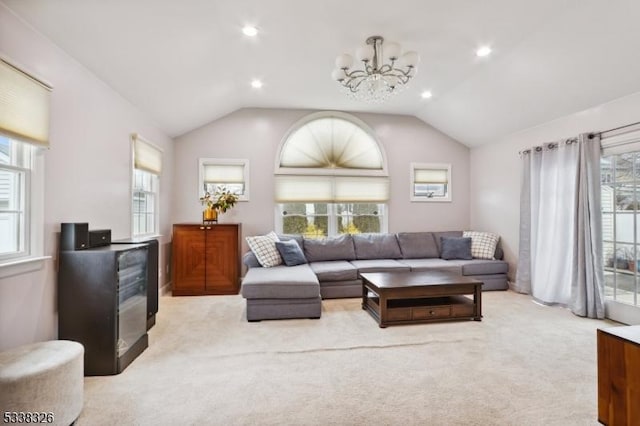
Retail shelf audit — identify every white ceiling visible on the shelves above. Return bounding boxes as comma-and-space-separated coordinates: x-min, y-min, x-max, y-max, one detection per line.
3, 0, 640, 146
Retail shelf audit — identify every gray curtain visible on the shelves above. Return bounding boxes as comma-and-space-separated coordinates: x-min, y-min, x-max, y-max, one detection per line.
571, 134, 605, 318
514, 153, 532, 294
516, 134, 604, 319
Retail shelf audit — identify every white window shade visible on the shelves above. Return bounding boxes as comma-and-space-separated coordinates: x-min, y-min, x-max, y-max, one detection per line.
204, 164, 245, 183
414, 168, 448, 184
275, 176, 334, 202
275, 175, 389, 203
133, 134, 162, 175
601, 128, 640, 155
335, 177, 389, 202
0, 59, 51, 147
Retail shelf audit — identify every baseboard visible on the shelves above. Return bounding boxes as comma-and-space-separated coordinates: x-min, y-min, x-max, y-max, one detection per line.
160, 281, 172, 296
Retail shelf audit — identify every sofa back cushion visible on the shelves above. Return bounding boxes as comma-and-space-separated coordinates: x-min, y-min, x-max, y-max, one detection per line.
433, 231, 463, 254
303, 234, 356, 262
396, 232, 439, 259
353, 234, 402, 259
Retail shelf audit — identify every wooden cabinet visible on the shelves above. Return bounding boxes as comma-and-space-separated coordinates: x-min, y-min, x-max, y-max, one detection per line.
172, 223, 240, 296
597, 325, 640, 425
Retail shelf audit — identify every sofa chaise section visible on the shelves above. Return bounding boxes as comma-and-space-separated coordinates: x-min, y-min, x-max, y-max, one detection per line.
241, 264, 321, 321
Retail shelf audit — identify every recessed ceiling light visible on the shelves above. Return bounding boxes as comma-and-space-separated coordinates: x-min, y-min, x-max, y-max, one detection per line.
251, 79, 263, 89
476, 46, 492, 57
421, 90, 433, 99
242, 26, 258, 37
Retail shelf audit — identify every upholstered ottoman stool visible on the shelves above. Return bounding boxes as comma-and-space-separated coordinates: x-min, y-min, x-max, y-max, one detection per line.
241, 264, 322, 321
0, 340, 84, 425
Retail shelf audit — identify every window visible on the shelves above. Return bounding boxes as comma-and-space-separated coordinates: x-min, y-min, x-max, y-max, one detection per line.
278, 203, 385, 238
0, 58, 50, 271
411, 163, 451, 202
0, 136, 31, 259
601, 127, 640, 325
199, 158, 249, 200
132, 134, 161, 237
275, 112, 389, 236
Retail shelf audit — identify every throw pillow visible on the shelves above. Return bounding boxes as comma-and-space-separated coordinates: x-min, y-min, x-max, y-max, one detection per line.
463, 231, 500, 260
275, 239, 308, 266
246, 231, 282, 267
440, 236, 472, 260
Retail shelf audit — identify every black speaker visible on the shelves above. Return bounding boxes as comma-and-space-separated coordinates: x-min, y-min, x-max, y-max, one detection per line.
60, 223, 89, 251
89, 229, 111, 247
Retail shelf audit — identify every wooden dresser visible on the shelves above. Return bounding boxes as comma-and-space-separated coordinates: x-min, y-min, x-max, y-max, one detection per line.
597, 325, 640, 425
171, 223, 241, 296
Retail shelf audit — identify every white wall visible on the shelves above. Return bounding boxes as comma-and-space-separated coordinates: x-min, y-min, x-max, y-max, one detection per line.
470, 90, 640, 281
0, 5, 174, 350
174, 108, 471, 253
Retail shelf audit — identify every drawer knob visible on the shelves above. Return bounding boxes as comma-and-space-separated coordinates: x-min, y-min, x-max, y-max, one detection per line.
429, 310, 435, 315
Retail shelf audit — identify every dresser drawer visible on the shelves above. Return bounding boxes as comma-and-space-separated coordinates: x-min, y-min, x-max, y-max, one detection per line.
413, 305, 451, 320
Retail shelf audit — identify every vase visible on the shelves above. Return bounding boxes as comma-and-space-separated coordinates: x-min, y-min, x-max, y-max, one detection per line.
203, 207, 217, 222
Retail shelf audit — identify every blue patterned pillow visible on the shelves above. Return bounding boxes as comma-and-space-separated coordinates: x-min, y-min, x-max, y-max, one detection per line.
440, 237, 472, 260
275, 239, 308, 266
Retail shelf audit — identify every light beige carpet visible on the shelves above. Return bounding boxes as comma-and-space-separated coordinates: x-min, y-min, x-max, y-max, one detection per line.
79, 291, 615, 425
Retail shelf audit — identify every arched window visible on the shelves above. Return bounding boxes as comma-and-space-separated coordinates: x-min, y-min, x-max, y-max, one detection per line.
275, 112, 389, 237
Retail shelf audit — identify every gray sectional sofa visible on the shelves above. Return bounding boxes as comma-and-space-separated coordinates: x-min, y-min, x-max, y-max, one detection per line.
240, 231, 508, 321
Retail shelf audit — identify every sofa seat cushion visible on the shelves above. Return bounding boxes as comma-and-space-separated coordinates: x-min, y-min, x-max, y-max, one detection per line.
397, 258, 462, 274
353, 233, 402, 259
350, 259, 411, 273
450, 260, 509, 276
241, 264, 319, 299
309, 261, 358, 282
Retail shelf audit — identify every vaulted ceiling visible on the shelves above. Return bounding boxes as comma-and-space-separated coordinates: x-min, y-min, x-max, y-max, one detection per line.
4, 0, 640, 146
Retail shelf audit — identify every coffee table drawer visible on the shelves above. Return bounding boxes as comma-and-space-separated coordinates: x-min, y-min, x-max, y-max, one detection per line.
387, 307, 412, 321
451, 303, 475, 317
413, 305, 451, 320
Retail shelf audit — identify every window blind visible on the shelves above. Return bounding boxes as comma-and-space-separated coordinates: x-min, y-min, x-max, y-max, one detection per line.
601, 129, 640, 155
203, 164, 245, 183
0, 59, 51, 147
414, 168, 448, 184
275, 175, 389, 202
133, 133, 162, 175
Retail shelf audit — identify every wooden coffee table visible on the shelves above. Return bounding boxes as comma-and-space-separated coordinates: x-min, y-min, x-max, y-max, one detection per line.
360, 271, 483, 328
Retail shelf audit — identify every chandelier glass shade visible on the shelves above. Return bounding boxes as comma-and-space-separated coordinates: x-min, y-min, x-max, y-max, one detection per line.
332, 36, 419, 103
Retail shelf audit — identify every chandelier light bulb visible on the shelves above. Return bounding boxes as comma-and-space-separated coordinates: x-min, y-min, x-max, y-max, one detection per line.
384, 42, 401, 61
402, 51, 420, 67
356, 45, 374, 62
250, 79, 263, 89
335, 54, 353, 70
331, 69, 345, 81
421, 90, 433, 99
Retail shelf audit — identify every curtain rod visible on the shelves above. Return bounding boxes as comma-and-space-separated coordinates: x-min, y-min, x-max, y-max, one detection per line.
589, 120, 640, 139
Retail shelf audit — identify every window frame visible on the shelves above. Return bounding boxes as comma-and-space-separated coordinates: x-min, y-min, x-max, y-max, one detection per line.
410, 162, 452, 203
198, 158, 250, 201
0, 139, 46, 276
131, 168, 159, 238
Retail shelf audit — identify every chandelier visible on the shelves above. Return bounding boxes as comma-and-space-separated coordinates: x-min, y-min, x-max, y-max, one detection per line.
332, 36, 420, 103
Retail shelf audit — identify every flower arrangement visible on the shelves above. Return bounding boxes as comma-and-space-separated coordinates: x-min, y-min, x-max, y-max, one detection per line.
199, 187, 239, 213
